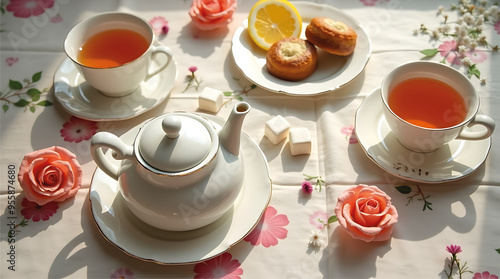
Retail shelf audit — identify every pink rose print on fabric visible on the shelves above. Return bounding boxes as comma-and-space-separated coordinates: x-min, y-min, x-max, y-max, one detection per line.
438, 40, 487, 65
473, 271, 499, 279
466, 49, 487, 63
438, 40, 462, 65
20, 198, 58, 222
495, 20, 500, 35
150, 16, 169, 35
194, 252, 243, 279
60, 116, 98, 143
341, 125, 358, 144
5, 57, 19, 66
6, 0, 55, 18
244, 206, 289, 247
309, 210, 328, 229
110, 267, 134, 279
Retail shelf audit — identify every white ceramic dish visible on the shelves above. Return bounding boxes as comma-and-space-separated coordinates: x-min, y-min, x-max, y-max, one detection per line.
54, 44, 177, 121
89, 114, 272, 265
355, 88, 491, 183
231, 1, 371, 96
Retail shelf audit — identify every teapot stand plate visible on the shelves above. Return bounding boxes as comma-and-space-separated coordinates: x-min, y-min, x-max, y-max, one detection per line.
89, 114, 272, 265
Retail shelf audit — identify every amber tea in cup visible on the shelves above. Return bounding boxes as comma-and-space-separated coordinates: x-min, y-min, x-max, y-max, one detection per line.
77, 29, 150, 68
64, 12, 173, 97
380, 61, 495, 152
388, 77, 467, 129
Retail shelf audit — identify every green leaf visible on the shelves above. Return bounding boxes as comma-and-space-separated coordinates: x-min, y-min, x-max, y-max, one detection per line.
36, 100, 53, 106
495, 248, 500, 254
236, 96, 243, 101
27, 88, 41, 100
9, 79, 23, 90
468, 64, 481, 78
29, 106, 36, 113
250, 84, 257, 89
396, 185, 412, 194
19, 218, 29, 227
420, 48, 439, 57
3, 104, 9, 113
328, 215, 338, 224
32, 71, 42, 82
423, 201, 433, 211
14, 99, 30, 107
223, 91, 233, 96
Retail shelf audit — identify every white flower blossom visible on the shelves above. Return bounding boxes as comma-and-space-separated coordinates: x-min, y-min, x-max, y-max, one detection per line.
462, 36, 472, 47
463, 13, 475, 25
475, 15, 485, 26
458, 45, 467, 55
442, 24, 451, 33
458, 25, 468, 37
489, 5, 500, 20
489, 5, 500, 14
431, 29, 440, 39
479, 0, 487, 5
478, 35, 487, 44
461, 56, 472, 66
480, 76, 487, 84
438, 5, 445, 14
308, 230, 325, 247
470, 41, 478, 49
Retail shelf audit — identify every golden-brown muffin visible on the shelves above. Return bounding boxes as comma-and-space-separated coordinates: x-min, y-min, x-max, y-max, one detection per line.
305, 17, 357, 56
266, 37, 318, 81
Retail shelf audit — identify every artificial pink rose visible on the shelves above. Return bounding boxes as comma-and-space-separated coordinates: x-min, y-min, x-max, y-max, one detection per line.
189, 0, 237, 30
334, 184, 398, 242
18, 146, 83, 206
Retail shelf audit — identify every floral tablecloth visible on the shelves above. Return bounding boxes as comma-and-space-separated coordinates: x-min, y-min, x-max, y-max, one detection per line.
1, 0, 499, 278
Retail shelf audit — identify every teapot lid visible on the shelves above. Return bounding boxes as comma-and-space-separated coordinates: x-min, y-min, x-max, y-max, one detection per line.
138, 113, 213, 172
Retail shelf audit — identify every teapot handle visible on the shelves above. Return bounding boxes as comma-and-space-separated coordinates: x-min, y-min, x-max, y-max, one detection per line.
90, 132, 134, 180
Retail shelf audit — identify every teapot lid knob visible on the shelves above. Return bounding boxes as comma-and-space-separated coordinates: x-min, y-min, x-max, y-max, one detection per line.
162, 115, 181, 139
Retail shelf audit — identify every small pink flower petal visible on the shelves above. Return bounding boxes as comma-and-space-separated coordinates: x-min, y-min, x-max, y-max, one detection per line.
6, 57, 19, 66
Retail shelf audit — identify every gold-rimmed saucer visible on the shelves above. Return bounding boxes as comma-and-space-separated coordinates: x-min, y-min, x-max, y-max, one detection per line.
355, 88, 491, 183
54, 43, 177, 121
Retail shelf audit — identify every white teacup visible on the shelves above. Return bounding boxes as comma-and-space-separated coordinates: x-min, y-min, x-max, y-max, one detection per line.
381, 61, 495, 153
64, 12, 173, 97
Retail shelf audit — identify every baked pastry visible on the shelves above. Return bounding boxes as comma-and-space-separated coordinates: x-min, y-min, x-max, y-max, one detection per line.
266, 37, 318, 81
305, 17, 357, 56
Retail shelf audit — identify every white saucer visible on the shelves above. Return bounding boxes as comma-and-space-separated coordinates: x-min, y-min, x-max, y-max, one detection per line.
54, 48, 177, 121
89, 114, 272, 265
231, 1, 371, 96
355, 88, 491, 183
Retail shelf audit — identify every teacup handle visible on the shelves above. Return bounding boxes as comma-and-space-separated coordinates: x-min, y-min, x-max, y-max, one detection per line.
90, 132, 134, 181
145, 45, 173, 81
456, 114, 496, 140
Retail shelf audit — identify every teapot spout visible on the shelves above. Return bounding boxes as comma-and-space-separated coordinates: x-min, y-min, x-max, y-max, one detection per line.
219, 102, 251, 156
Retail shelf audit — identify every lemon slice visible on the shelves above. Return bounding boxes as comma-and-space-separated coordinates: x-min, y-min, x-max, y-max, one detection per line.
247, 0, 302, 51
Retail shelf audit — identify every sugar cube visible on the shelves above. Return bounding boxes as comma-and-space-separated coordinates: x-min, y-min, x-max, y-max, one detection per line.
289, 127, 312, 155
198, 87, 223, 112
265, 115, 290, 145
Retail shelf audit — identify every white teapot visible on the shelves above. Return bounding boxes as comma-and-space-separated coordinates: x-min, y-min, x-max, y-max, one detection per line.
90, 102, 251, 231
